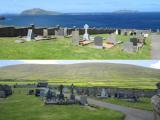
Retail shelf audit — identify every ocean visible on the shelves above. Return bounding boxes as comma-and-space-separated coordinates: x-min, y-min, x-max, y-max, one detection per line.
0, 13, 160, 31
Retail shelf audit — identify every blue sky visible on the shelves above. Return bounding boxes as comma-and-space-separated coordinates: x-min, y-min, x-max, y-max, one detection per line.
0, 0, 160, 13
0, 60, 160, 69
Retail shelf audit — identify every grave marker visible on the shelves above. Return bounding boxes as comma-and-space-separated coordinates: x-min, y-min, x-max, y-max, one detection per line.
83, 24, 90, 40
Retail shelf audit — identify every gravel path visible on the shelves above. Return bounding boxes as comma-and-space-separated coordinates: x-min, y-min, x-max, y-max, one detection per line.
80, 97, 154, 120
151, 34, 160, 59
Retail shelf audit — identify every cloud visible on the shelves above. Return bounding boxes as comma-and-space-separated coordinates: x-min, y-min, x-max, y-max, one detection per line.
150, 61, 160, 69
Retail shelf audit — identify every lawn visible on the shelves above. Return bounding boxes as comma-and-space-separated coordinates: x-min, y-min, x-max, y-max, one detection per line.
0, 34, 151, 59
98, 97, 152, 111
0, 88, 124, 120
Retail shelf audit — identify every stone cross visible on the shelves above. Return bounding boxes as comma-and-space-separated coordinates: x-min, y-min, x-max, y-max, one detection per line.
83, 24, 90, 40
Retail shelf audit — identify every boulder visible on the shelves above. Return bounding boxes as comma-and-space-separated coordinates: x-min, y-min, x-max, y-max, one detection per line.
151, 95, 160, 120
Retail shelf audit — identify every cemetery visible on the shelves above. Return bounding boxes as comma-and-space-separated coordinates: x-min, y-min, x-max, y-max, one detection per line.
0, 24, 151, 59
0, 81, 159, 120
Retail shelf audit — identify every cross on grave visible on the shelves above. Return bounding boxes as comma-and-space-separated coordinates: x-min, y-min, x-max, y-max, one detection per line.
83, 24, 90, 41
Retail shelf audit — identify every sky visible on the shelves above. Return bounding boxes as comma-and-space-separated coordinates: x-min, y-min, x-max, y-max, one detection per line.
0, 60, 160, 69
0, 0, 160, 14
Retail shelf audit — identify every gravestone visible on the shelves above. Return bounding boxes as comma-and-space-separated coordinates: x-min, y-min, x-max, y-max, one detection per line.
83, 24, 90, 40
108, 35, 117, 45
64, 27, 68, 36
72, 30, 80, 45
80, 95, 88, 105
43, 29, 48, 38
123, 41, 136, 53
59, 29, 64, 36
58, 85, 64, 101
94, 36, 103, 49
70, 84, 75, 102
55, 30, 58, 36
26, 29, 34, 41
101, 88, 108, 98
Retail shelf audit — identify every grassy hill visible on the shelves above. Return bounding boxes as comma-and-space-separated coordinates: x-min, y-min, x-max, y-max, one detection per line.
0, 63, 159, 89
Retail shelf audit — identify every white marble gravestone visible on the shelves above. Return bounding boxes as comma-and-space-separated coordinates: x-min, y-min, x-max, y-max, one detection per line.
83, 24, 90, 41
26, 29, 34, 41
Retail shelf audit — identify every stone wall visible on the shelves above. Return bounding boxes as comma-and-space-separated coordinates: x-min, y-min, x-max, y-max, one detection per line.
0, 26, 116, 37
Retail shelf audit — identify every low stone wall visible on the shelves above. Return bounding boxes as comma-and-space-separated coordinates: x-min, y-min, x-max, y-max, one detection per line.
151, 95, 160, 120
0, 26, 116, 37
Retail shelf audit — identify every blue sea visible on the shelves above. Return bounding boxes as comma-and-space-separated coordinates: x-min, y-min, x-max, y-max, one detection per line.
0, 13, 160, 30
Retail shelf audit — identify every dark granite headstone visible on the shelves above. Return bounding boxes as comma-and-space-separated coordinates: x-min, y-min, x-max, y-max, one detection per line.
94, 36, 103, 48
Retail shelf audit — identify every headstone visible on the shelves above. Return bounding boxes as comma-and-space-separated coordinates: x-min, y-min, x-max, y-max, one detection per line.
43, 29, 48, 38
55, 30, 58, 36
72, 30, 80, 45
80, 95, 88, 105
94, 36, 103, 48
26, 29, 34, 41
64, 27, 68, 36
123, 41, 136, 53
101, 88, 108, 98
108, 35, 117, 45
83, 24, 90, 41
58, 85, 64, 101
115, 29, 119, 35
59, 29, 64, 36
70, 84, 75, 102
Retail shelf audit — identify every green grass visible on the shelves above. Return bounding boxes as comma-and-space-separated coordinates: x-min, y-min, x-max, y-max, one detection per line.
0, 79, 159, 89
0, 34, 151, 59
0, 88, 124, 120
99, 97, 152, 111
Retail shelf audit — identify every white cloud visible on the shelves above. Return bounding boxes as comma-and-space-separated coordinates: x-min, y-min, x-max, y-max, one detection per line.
150, 61, 160, 69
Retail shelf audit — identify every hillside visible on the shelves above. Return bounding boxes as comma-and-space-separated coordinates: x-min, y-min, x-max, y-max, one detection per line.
21, 8, 62, 15
0, 63, 159, 89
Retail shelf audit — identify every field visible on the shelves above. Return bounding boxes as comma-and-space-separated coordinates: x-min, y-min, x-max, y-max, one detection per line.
0, 34, 151, 59
0, 63, 159, 89
0, 88, 124, 120
98, 97, 152, 111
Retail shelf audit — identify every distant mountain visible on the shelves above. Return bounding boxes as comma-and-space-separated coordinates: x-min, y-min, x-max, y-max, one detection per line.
21, 8, 62, 15
113, 10, 140, 13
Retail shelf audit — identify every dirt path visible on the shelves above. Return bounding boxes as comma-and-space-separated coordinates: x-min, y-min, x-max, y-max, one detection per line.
151, 34, 160, 59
